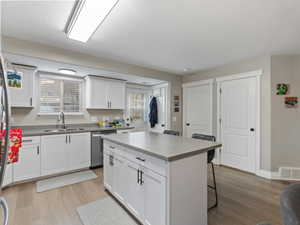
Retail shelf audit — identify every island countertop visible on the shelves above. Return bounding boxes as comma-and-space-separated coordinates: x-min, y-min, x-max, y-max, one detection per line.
103, 131, 222, 161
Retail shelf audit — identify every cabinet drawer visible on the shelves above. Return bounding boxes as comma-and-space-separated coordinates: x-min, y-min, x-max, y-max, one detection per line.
22, 136, 40, 145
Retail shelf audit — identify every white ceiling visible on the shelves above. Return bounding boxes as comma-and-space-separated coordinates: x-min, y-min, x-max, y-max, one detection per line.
4, 53, 164, 86
2, 0, 300, 74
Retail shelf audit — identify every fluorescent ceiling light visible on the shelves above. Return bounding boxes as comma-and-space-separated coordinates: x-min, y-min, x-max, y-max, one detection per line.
58, 68, 77, 75
66, 0, 119, 43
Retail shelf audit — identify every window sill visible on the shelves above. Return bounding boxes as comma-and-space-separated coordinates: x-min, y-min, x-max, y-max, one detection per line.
38, 112, 85, 116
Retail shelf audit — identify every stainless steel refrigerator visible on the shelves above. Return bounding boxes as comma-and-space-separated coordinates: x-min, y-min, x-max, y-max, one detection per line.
0, 55, 10, 225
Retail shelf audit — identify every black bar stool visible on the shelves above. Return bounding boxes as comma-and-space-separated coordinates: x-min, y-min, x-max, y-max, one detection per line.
163, 130, 180, 136
192, 133, 218, 210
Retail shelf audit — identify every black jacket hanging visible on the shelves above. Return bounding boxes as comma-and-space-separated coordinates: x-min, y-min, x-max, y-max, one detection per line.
149, 97, 158, 128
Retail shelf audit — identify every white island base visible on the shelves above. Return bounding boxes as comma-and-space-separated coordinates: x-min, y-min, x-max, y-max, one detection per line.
103, 138, 208, 225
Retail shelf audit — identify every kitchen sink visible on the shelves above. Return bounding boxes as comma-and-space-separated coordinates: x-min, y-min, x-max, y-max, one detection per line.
43, 129, 65, 133
43, 127, 86, 133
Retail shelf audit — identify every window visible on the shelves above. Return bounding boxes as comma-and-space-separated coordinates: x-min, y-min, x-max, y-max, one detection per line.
127, 89, 148, 122
39, 74, 83, 114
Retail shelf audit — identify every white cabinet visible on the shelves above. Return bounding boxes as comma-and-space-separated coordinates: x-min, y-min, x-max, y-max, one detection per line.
8, 64, 35, 107
41, 134, 68, 176
41, 133, 91, 176
107, 81, 125, 109
103, 141, 166, 225
68, 132, 91, 171
13, 136, 41, 182
143, 168, 166, 225
85, 76, 125, 109
125, 161, 144, 221
103, 151, 114, 191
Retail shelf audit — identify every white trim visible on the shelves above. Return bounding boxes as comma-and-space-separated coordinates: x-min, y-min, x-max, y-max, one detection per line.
216, 70, 262, 174
256, 169, 272, 179
215, 69, 263, 82
182, 79, 213, 137
182, 78, 214, 88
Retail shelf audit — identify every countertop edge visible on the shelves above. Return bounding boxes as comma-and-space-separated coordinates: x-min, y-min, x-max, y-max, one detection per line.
21, 126, 135, 137
102, 136, 222, 161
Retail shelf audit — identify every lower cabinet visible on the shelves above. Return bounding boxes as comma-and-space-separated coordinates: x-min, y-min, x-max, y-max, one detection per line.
143, 168, 166, 225
41, 133, 91, 176
41, 134, 68, 176
14, 143, 41, 182
103, 143, 167, 225
68, 133, 91, 171
125, 161, 144, 221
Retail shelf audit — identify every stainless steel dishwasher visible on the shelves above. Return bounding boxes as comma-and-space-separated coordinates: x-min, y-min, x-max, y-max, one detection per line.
91, 129, 117, 169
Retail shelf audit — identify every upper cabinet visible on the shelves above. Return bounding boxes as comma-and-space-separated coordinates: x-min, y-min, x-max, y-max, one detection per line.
7, 64, 36, 108
85, 75, 125, 110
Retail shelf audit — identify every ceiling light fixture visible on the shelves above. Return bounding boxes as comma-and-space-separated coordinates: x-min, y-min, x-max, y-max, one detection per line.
58, 68, 77, 75
65, 0, 119, 43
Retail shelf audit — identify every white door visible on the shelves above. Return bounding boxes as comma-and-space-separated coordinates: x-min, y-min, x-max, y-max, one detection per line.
67, 133, 91, 170
183, 81, 213, 137
103, 151, 114, 191
13, 144, 41, 182
219, 76, 257, 173
126, 161, 144, 221
143, 167, 166, 225
41, 134, 68, 176
107, 81, 125, 109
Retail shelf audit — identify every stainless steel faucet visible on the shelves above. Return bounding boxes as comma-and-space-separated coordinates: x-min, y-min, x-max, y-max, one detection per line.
58, 111, 66, 129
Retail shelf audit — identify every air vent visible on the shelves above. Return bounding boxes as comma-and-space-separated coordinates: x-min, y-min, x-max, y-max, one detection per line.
279, 167, 300, 180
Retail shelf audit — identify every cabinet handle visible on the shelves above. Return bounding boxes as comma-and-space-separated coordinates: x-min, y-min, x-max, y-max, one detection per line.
136, 157, 145, 162
109, 146, 115, 149
109, 155, 114, 166
110, 101, 112, 108
137, 169, 140, 184
140, 170, 144, 185
30, 97, 32, 106
69, 135, 71, 143
37, 146, 40, 155
107, 101, 109, 108
65, 135, 68, 144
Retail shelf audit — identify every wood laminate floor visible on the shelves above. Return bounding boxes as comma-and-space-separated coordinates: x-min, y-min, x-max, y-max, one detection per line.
2, 166, 293, 225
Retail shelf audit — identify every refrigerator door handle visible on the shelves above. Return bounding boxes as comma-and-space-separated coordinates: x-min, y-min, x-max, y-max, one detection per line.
0, 197, 9, 225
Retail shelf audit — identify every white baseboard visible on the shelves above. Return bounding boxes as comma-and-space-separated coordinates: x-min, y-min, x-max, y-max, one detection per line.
256, 169, 300, 181
256, 169, 272, 179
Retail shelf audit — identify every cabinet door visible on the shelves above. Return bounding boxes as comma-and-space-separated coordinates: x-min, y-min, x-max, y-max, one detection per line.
126, 161, 144, 221
113, 155, 127, 203
67, 132, 91, 171
41, 134, 68, 176
103, 152, 114, 191
143, 168, 166, 225
107, 81, 125, 109
13, 144, 41, 182
2, 164, 13, 187
86, 77, 109, 109
8, 66, 35, 107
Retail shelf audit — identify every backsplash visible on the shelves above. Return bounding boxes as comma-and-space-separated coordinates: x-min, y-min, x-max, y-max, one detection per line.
11, 108, 124, 126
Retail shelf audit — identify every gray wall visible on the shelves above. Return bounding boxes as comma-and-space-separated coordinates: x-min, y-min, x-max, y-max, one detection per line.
183, 55, 272, 171
271, 55, 300, 171
2, 36, 182, 130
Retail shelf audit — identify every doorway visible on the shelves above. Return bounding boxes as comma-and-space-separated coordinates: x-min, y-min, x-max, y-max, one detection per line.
217, 71, 261, 173
183, 79, 213, 138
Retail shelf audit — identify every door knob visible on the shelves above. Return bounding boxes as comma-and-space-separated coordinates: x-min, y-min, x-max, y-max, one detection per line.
186, 123, 190, 126
250, 128, 255, 132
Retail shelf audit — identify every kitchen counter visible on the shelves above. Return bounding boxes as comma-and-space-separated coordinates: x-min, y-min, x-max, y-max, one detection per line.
12, 124, 135, 137
103, 131, 221, 161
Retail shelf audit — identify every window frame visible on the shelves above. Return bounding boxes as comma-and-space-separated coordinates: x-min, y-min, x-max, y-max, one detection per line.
126, 87, 150, 125
38, 73, 84, 115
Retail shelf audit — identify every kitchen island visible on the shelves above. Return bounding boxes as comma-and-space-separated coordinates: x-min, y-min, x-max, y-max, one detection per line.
103, 131, 221, 225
